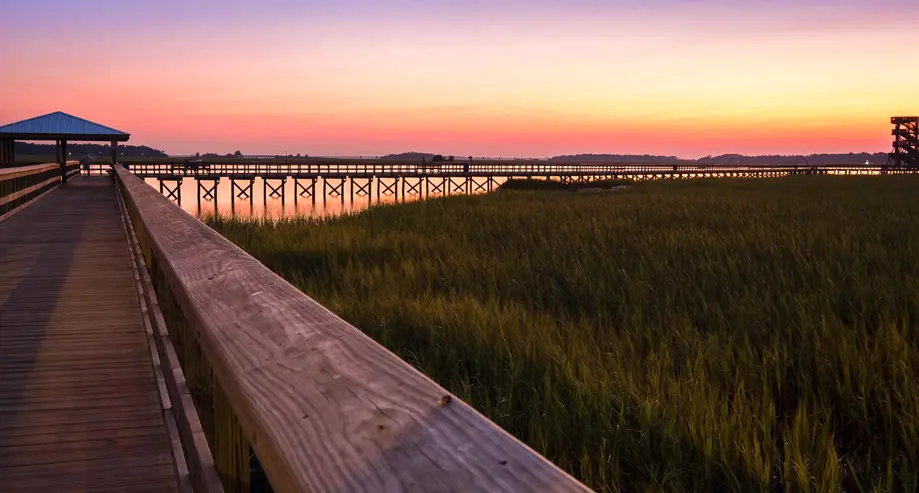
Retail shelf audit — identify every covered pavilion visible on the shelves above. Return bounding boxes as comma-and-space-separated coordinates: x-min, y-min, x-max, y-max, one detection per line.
0, 111, 130, 181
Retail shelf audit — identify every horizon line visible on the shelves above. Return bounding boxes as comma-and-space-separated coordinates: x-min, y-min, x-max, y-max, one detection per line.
14, 141, 892, 161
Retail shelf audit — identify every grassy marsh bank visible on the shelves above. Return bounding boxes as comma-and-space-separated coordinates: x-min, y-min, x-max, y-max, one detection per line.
496, 177, 631, 191
207, 176, 919, 492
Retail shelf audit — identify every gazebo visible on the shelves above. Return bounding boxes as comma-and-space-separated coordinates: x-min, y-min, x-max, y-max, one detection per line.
0, 111, 130, 181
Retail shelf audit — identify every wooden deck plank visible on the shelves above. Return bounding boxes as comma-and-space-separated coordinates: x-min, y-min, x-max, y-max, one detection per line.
3, 464, 177, 493
1, 414, 166, 438
0, 388, 161, 406
0, 433, 173, 466
0, 319, 151, 329
0, 178, 178, 492
0, 359, 165, 371
3, 470, 178, 493
0, 368, 158, 383
1, 424, 172, 447
0, 406, 165, 430
0, 454, 174, 479
0, 373, 156, 387
0, 346, 153, 361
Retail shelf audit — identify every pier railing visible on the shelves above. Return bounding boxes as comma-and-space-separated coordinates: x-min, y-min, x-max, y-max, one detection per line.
0, 162, 79, 219
89, 161, 895, 179
111, 164, 589, 492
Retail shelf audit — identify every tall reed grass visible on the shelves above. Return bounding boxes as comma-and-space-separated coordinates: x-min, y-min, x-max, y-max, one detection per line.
207, 176, 919, 492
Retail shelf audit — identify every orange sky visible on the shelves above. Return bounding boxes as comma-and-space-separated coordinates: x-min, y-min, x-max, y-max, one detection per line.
1, 1, 917, 157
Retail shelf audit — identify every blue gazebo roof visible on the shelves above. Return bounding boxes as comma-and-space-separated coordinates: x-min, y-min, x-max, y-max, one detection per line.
0, 112, 130, 141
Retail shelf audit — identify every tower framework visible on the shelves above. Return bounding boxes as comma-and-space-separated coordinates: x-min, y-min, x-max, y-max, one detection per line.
889, 116, 919, 168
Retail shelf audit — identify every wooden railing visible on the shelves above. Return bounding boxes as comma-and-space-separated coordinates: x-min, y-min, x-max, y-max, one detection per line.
115, 178, 225, 493
111, 164, 589, 492
65, 162, 81, 181
0, 162, 79, 220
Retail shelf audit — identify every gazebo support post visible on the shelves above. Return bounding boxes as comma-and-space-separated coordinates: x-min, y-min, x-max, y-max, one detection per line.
60, 139, 68, 183
0, 139, 10, 167
111, 140, 118, 166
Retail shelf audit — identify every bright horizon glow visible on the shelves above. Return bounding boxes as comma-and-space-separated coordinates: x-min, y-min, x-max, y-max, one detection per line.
1, 0, 917, 157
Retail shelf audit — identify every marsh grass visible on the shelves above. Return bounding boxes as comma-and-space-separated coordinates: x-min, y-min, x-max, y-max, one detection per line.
497, 177, 631, 191
207, 176, 919, 492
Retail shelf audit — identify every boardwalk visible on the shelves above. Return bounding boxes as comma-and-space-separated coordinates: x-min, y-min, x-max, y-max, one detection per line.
0, 178, 178, 492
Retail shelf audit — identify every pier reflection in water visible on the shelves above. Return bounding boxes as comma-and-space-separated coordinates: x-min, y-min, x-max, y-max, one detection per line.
143, 168, 888, 219
143, 175, 506, 218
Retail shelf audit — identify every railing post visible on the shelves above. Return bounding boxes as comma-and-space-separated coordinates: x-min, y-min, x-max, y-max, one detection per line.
213, 381, 251, 493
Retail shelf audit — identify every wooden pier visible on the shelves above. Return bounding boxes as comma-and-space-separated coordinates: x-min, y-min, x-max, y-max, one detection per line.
94, 160, 894, 182
0, 176, 183, 492
77, 160, 915, 208
1, 164, 590, 492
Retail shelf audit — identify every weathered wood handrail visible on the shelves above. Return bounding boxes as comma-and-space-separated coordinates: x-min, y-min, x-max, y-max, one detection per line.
0, 162, 79, 220
111, 164, 589, 492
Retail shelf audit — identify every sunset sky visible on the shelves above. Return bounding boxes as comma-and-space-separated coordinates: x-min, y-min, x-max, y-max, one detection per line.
1, 0, 917, 157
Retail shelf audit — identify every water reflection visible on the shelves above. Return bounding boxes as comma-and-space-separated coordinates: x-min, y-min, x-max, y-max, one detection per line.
140, 168, 889, 219
143, 176, 508, 219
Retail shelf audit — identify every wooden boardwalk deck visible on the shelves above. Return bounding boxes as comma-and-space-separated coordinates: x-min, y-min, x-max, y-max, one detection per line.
0, 177, 179, 492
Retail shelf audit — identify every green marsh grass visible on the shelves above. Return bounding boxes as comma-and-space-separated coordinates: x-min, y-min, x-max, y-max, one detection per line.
207, 176, 919, 492
496, 177, 632, 191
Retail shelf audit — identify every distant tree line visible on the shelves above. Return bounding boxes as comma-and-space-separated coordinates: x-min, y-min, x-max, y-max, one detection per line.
198, 150, 248, 158
384, 152, 890, 164
381, 152, 438, 160
695, 152, 889, 165
14, 142, 168, 158
552, 152, 889, 165
14, 142, 889, 165
551, 154, 687, 163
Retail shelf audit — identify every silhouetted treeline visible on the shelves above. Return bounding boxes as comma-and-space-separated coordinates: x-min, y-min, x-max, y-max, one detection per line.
553, 152, 889, 164
15, 142, 889, 165
696, 153, 889, 165
384, 152, 889, 164
14, 142, 167, 157
381, 152, 437, 160
551, 154, 686, 163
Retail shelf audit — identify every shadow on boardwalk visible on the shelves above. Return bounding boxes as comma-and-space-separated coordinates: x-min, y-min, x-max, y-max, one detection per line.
0, 178, 179, 492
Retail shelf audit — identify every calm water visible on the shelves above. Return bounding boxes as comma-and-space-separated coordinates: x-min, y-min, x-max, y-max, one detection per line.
141, 169, 884, 219
143, 176, 509, 219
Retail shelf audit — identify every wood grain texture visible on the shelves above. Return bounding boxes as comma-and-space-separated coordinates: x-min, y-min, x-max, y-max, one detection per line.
0, 178, 179, 492
114, 166, 590, 492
